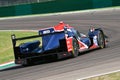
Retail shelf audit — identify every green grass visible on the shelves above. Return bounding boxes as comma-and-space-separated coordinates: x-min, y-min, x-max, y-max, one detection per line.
0, 31, 38, 64
86, 71, 120, 80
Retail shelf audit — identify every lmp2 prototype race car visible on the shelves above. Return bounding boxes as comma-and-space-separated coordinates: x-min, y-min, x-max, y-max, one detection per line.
11, 22, 107, 65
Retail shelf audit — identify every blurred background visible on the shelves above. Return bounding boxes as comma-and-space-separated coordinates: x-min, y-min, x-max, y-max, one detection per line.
0, 0, 53, 7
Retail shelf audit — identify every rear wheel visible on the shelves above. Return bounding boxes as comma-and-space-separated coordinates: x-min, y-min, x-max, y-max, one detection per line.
71, 38, 79, 58
97, 31, 106, 48
22, 59, 33, 66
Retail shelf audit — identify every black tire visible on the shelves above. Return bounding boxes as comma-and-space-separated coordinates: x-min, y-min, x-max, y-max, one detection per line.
97, 31, 106, 48
22, 59, 33, 66
71, 38, 79, 58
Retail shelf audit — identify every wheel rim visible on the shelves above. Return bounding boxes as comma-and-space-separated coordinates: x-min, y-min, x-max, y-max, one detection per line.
98, 32, 105, 48
72, 40, 79, 57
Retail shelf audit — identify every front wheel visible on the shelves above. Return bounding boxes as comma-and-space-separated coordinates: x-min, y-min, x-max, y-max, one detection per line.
71, 38, 79, 58
97, 31, 106, 48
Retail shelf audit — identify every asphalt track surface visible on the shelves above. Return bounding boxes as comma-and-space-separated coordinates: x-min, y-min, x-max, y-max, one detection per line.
0, 8, 120, 80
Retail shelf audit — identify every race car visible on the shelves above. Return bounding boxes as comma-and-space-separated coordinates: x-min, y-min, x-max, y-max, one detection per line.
11, 22, 108, 65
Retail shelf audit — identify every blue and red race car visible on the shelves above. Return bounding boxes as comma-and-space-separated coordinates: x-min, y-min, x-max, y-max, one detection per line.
11, 22, 108, 65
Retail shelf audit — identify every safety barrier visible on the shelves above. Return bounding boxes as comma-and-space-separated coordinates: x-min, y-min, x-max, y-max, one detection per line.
0, 0, 119, 17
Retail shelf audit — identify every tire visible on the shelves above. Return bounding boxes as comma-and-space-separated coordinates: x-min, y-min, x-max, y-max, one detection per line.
97, 31, 106, 48
22, 59, 33, 66
71, 38, 79, 58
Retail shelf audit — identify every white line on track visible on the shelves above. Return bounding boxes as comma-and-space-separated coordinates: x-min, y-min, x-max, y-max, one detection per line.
0, 61, 14, 67
76, 69, 120, 80
0, 6, 119, 20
